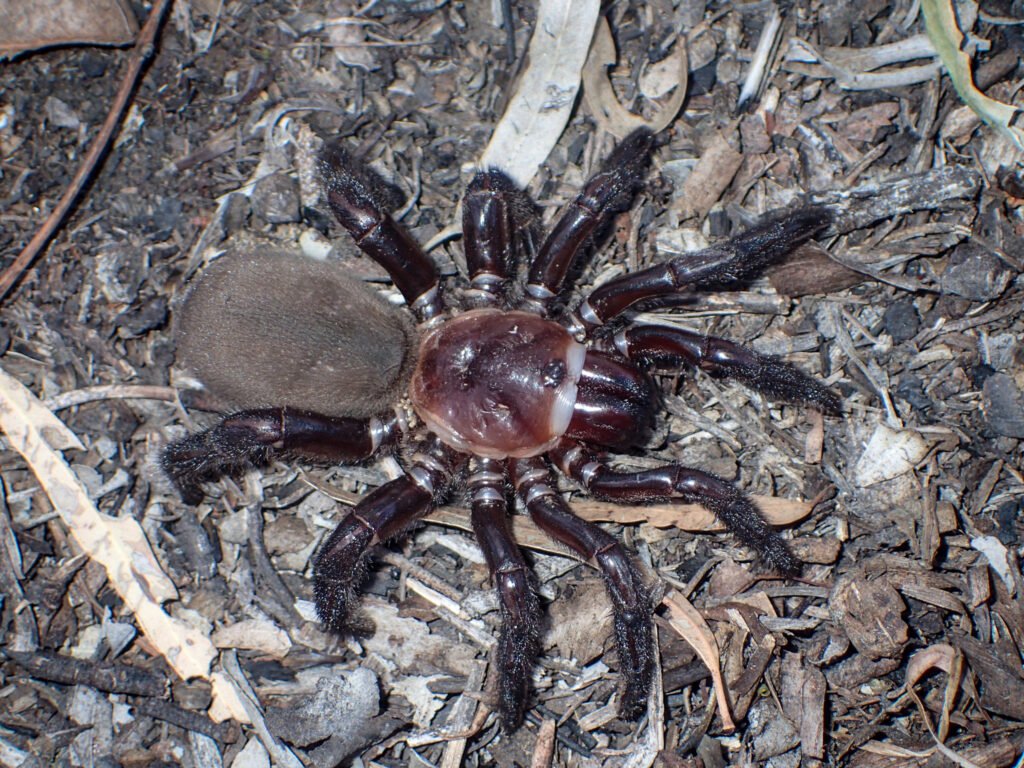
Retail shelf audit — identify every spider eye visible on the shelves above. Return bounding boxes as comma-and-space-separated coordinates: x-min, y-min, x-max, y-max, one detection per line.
541, 359, 566, 388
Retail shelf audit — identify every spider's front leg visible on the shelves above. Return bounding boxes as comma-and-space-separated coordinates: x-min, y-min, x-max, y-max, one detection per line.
570, 207, 833, 333
613, 324, 841, 414
468, 459, 540, 729
318, 142, 444, 321
314, 438, 463, 631
551, 441, 800, 575
462, 170, 538, 308
162, 408, 399, 504
523, 128, 655, 314
511, 457, 655, 720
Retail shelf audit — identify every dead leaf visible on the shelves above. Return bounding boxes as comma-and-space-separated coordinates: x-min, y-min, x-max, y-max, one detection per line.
582, 16, 687, 138
663, 590, 735, 733
0, 0, 137, 59
212, 618, 292, 659
906, 644, 962, 743
830, 568, 908, 660
477, 0, 601, 187
854, 422, 931, 486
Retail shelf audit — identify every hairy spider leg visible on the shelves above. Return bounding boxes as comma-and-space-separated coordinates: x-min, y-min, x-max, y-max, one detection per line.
563, 350, 658, 451
613, 324, 841, 414
550, 441, 801, 577
523, 128, 655, 314
314, 439, 463, 632
462, 170, 536, 308
162, 408, 399, 505
318, 142, 445, 321
511, 457, 655, 720
570, 207, 833, 333
467, 459, 540, 729
463, 171, 516, 306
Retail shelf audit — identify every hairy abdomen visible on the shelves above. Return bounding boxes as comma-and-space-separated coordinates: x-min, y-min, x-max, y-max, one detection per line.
176, 250, 415, 418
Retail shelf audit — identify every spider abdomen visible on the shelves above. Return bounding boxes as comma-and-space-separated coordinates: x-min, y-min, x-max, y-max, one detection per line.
176, 251, 416, 418
409, 309, 586, 459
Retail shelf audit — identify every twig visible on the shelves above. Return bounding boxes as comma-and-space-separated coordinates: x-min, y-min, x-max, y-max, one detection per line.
7, 650, 165, 697
0, 0, 172, 302
44, 384, 179, 411
130, 696, 239, 743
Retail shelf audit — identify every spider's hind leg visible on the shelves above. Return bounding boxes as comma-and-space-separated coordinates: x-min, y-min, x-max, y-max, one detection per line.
162, 408, 398, 504
314, 439, 462, 632
468, 459, 540, 730
613, 324, 841, 414
511, 457, 655, 720
551, 441, 800, 576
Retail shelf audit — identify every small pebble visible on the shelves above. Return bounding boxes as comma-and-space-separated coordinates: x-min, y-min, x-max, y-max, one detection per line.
941, 242, 1012, 301
44, 96, 80, 129
983, 373, 1024, 438
223, 192, 251, 234
115, 297, 168, 336
79, 52, 107, 78
882, 299, 919, 342
251, 172, 301, 224
895, 376, 930, 411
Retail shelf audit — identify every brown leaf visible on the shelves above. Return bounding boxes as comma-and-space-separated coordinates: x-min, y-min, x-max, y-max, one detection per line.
0, 0, 137, 58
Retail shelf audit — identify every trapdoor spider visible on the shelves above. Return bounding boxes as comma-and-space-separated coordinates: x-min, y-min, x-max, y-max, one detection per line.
164, 129, 838, 730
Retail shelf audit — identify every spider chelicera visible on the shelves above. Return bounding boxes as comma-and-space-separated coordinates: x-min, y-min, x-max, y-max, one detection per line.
163, 128, 839, 730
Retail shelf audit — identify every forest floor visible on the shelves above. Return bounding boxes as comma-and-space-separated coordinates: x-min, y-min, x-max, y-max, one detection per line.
1, 0, 1023, 766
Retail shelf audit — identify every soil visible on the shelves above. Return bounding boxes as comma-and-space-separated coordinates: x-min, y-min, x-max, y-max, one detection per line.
1, 1, 1022, 766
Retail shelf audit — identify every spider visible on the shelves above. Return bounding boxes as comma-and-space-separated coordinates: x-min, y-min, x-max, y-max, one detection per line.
163, 128, 839, 730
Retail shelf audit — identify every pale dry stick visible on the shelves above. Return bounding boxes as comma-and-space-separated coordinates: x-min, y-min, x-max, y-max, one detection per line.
219, 651, 303, 768
529, 718, 557, 768
0, 0, 172, 301
378, 550, 463, 604
915, 301, 1020, 347
438, 662, 488, 768
737, 3, 783, 111
44, 384, 179, 411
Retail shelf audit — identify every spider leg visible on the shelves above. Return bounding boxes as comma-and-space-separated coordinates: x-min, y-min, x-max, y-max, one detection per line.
468, 459, 540, 730
162, 408, 399, 505
523, 129, 654, 315
318, 142, 444, 321
570, 207, 833, 333
462, 170, 536, 308
314, 439, 462, 632
550, 441, 801, 576
613, 324, 841, 414
510, 456, 654, 720
563, 350, 659, 451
